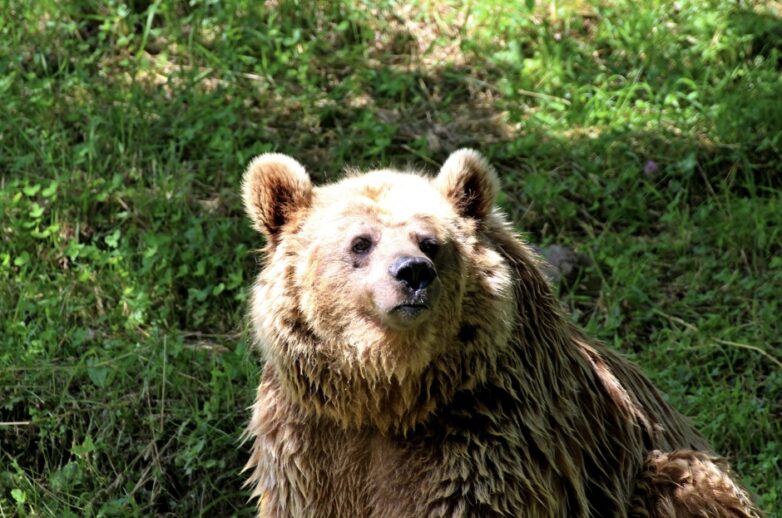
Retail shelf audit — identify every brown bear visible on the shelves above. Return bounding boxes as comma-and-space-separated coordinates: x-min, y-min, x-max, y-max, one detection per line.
240, 149, 762, 517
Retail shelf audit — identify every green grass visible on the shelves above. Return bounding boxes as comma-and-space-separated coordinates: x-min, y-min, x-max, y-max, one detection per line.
1, 0, 780, 515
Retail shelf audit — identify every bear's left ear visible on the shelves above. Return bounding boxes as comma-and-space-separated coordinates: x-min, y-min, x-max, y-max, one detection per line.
435, 149, 500, 221
242, 153, 313, 242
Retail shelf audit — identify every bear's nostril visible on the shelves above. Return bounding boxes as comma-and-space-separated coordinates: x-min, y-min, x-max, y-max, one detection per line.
389, 256, 437, 292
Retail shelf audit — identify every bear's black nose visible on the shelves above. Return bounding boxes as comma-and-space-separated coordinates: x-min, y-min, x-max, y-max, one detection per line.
389, 256, 437, 292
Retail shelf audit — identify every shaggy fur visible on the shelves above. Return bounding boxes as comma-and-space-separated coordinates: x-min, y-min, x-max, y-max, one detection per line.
241, 149, 762, 517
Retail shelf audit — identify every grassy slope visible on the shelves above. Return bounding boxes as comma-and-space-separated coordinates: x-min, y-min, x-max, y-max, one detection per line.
1, 0, 780, 515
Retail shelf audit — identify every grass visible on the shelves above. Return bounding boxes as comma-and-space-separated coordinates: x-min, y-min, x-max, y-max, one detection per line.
1, 0, 780, 515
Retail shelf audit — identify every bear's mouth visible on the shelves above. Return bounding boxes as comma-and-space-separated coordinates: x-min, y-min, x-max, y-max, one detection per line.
392, 303, 429, 318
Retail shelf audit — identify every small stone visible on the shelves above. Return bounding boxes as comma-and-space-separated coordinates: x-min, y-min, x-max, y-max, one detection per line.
532, 244, 591, 284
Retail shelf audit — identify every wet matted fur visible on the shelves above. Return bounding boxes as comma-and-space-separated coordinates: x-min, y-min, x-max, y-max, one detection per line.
240, 149, 762, 517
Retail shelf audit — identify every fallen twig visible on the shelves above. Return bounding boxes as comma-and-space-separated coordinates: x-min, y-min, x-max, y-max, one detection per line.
652, 308, 782, 370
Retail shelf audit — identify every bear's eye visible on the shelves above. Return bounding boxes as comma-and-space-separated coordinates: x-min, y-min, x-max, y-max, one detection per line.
351, 236, 373, 255
419, 238, 440, 257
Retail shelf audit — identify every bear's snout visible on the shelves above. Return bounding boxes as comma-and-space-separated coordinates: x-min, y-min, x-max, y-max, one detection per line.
389, 256, 437, 293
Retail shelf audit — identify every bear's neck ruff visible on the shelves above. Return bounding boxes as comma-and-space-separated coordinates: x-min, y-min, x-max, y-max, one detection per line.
253, 217, 592, 434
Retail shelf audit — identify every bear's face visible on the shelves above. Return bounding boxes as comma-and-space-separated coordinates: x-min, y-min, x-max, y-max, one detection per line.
243, 150, 514, 428
293, 173, 465, 353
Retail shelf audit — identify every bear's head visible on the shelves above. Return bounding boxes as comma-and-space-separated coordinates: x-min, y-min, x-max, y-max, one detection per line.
243, 150, 519, 431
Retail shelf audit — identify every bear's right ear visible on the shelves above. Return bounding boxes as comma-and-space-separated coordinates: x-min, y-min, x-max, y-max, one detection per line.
435, 149, 500, 221
242, 153, 313, 241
